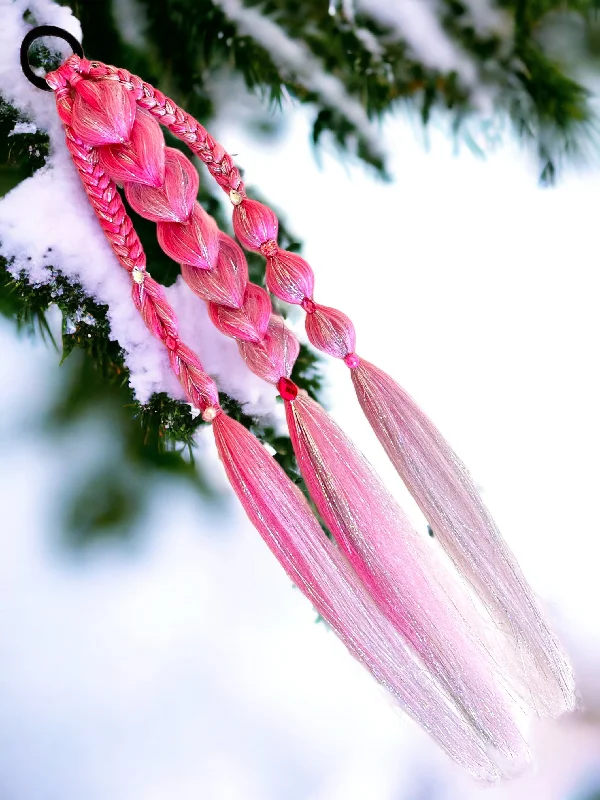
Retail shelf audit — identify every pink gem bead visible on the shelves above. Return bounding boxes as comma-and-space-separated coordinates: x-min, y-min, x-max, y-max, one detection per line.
344, 353, 360, 369
277, 377, 299, 401
301, 297, 316, 313
165, 335, 178, 350
260, 239, 279, 257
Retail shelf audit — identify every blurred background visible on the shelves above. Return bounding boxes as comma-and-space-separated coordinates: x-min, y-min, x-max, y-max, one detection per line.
2, 0, 600, 797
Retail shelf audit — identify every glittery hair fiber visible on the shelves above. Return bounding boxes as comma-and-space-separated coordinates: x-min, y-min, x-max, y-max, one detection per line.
45, 53, 573, 778
350, 358, 575, 715
44, 58, 517, 777
212, 413, 510, 781
86, 94, 534, 766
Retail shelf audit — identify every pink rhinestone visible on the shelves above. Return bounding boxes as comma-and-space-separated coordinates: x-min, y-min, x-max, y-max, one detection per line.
165, 335, 178, 350
301, 297, 316, 313
260, 239, 279, 257
277, 376, 298, 401
344, 352, 360, 369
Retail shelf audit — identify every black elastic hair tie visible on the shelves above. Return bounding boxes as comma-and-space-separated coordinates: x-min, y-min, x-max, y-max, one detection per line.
20, 25, 84, 91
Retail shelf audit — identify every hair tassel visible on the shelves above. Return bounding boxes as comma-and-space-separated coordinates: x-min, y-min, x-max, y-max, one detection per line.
350, 357, 576, 714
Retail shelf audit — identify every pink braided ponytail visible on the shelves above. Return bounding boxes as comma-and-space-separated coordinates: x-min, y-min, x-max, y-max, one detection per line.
73, 77, 547, 759
43, 58, 526, 778
41, 50, 575, 777
133, 65, 570, 713
125, 72, 575, 718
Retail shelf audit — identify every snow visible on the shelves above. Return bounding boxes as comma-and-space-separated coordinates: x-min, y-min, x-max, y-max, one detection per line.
460, 0, 513, 36
357, 0, 513, 117
111, 0, 148, 49
0, 0, 282, 424
3, 111, 600, 791
358, 0, 477, 83
0, 329, 438, 798
8, 121, 38, 135
214, 0, 386, 164
0, 0, 509, 421
353, 24, 385, 59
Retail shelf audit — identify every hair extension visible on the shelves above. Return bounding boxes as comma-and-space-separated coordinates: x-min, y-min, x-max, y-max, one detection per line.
42, 53, 575, 774
41, 59, 528, 778
70, 78, 542, 755
231, 213, 575, 719
101, 63, 574, 716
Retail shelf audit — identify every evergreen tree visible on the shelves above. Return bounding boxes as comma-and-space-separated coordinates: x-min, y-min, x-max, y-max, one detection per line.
1, 0, 598, 545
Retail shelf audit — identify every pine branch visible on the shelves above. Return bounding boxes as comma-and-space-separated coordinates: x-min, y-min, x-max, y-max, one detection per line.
3, 0, 599, 546
133, 0, 599, 180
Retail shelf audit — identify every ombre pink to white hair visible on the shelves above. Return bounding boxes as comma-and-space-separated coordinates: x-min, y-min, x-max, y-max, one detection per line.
158, 202, 220, 269
238, 315, 300, 383
45, 52, 576, 779
233, 197, 279, 250
265, 249, 314, 303
213, 413, 513, 781
304, 303, 356, 358
44, 64, 510, 777
208, 283, 271, 343
69, 73, 136, 145
182, 233, 247, 308
350, 359, 575, 713
72, 76, 539, 765
181, 143, 576, 724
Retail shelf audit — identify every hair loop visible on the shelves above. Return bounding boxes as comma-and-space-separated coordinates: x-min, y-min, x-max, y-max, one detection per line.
20, 26, 83, 91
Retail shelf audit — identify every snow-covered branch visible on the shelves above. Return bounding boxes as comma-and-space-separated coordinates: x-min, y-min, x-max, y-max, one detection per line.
0, 0, 281, 420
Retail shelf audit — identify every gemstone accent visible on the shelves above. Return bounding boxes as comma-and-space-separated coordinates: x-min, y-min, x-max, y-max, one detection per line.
301, 297, 316, 313
344, 352, 360, 369
277, 376, 298, 401
229, 188, 243, 206
131, 267, 145, 284
165, 335, 178, 350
